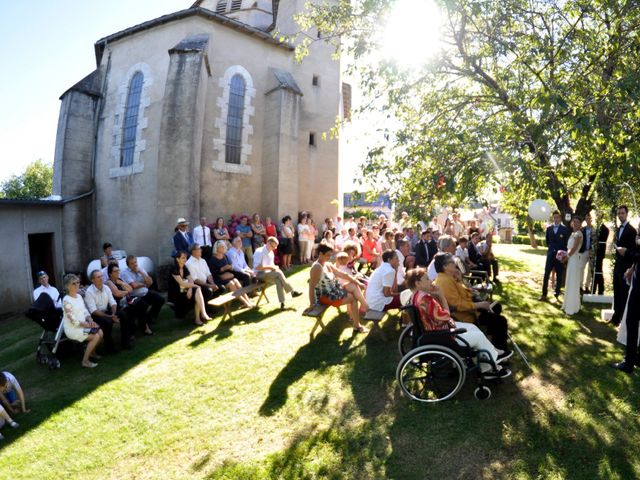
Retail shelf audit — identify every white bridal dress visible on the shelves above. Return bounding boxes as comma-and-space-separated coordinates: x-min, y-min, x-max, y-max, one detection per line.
563, 231, 583, 315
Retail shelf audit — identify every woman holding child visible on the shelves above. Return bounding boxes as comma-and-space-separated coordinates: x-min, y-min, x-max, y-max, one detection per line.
305, 244, 368, 334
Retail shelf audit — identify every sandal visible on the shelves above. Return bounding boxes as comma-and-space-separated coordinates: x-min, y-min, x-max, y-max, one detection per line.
353, 325, 368, 334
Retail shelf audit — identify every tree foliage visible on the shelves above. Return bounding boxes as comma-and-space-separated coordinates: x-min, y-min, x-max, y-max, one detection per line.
297, 0, 640, 220
0, 159, 53, 199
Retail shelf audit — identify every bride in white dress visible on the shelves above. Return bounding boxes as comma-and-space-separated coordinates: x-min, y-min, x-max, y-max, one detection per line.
563, 217, 584, 315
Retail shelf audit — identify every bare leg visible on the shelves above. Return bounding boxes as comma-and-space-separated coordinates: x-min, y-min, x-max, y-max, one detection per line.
82, 331, 102, 367
233, 279, 254, 307
344, 283, 368, 311
0, 405, 15, 424
194, 287, 210, 323
350, 299, 364, 330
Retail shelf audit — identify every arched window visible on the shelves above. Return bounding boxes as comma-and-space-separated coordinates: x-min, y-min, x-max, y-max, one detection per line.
225, 74, 246, 164
120, 72, 144, 167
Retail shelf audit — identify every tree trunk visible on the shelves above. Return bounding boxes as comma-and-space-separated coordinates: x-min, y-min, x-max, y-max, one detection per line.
527, 218, 538, 248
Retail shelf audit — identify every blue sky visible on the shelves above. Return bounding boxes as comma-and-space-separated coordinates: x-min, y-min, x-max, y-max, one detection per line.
0, 1, 198, 181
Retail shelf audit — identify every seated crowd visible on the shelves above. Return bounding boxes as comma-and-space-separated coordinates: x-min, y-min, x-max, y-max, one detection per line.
32, 209, 504, 367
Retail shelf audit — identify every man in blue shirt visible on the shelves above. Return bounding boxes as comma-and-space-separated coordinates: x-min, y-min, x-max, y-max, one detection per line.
235, 216, 254, 268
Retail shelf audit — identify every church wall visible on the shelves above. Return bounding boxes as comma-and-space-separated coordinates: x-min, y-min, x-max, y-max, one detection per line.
92, 18, 214, 264
199, 19, 294, 222
53, 90, 99, 272
87, 12, 341, 267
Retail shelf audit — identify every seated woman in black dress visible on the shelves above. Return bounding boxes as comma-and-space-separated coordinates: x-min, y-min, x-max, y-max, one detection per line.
169, 251, 212, 326
209, 241, 254, 309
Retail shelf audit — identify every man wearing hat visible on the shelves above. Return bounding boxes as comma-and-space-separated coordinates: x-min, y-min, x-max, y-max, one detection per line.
33, 271, 62, 309
173, 218, 193, 256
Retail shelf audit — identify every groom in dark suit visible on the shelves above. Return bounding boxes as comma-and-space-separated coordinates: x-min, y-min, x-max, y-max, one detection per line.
610, 205, 638, 326
540, 211, 569, 300
591, 222, 610, 295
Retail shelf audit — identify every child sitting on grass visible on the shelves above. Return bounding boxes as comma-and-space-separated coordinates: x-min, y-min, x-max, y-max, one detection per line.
0, 372, 29, 428
0, 371, 29, 439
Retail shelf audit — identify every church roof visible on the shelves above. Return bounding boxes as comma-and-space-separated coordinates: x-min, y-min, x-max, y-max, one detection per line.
267, 69, 303, 96
60, 70, 102, 99
94, 7, 293, 66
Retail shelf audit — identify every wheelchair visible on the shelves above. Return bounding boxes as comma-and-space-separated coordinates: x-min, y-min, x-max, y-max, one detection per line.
396, 305, 503, 402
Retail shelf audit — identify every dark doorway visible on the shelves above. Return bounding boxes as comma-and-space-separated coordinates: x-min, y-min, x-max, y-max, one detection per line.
28, 233, 56, 288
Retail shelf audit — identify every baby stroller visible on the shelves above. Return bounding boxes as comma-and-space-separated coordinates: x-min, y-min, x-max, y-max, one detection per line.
24, 293, 67, 369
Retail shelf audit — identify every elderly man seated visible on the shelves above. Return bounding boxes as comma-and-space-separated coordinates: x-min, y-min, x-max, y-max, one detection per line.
85, 269, 135, 351
185, 243, 221, 302
432, 253, 510, 354
227, 236, 257, 287
427, 235, 466, 281
33, 271, 62, 309
121, 255, 165, 325
253, 237, 302, 310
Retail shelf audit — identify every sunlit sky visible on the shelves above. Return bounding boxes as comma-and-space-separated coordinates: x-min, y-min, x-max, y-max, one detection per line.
0, 0, 440, 193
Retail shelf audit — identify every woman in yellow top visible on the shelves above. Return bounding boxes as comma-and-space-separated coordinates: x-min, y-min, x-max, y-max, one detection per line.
433, 253, 510, 352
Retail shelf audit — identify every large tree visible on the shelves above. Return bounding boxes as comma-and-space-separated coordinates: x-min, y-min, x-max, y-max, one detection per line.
296, 0, 640, 219
0, 159, 53, 199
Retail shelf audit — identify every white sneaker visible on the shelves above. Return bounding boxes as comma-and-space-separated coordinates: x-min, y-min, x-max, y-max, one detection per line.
0, 432, 4, 440
9, 421, 19, 428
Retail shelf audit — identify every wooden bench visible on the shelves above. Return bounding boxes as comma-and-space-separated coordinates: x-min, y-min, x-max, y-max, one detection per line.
207, 281, 270, 322
363, 309, 389, 341
303, 304, 333, 339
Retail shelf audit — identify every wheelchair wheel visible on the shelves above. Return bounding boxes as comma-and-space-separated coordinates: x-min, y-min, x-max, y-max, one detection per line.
398, 324, 414, 356
474, 386, 491, 400
396, 346, 466, 403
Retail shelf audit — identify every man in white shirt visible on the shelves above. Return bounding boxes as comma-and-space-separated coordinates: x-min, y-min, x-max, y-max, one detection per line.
33, 271, 62, 309
344, 216, 357, 231
186, 243, 220, 302
253, 237, 302, 309
85, 269, 133, 351
192, 217, 213, 260
227, 236, 256, 287
121, 255, 165, 323
365, 250, 402, 312
334, 216, 343, 233
395, 240, 411, 288
334, 229, 348, 251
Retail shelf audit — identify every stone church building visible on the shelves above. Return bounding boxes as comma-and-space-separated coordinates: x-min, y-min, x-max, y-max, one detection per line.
53, 0, 345, 273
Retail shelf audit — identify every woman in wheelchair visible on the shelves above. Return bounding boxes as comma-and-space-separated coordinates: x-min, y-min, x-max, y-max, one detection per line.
405, 268, 511, 379
432, 253, 510, 353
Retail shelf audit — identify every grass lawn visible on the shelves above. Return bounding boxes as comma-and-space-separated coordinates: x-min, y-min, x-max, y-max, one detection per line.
0, 244, 638, 479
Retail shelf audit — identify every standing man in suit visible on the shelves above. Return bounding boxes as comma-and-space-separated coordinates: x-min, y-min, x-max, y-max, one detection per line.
591, 221, 610, 295
579, 213, 595, 293
612, 242, 640, 373
610, 205, 637, 326
172, 218, 193, 256
415, 229, 437, 268
540, 211, 569, 301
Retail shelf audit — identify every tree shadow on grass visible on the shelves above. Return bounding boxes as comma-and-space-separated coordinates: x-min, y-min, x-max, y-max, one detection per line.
188, 305, 285, 347
0, 305, 206, 450
259, 311, 362, 417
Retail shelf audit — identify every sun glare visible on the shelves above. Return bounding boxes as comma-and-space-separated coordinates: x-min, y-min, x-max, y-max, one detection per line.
381, 0, 443, 68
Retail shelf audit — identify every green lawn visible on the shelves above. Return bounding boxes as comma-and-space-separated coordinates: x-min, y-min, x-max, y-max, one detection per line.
1, 244, 638, 479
